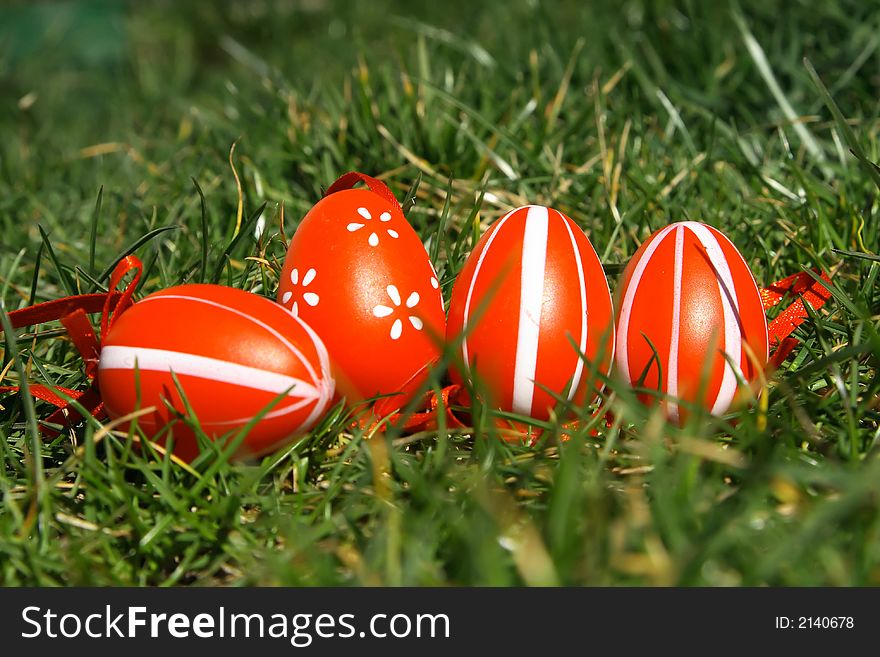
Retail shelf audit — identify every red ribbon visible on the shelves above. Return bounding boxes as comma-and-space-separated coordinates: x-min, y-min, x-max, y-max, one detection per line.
0, 255, 142, 436
762, 269, 833, 369
324, 171, 403, 211
368, 383, 470, 435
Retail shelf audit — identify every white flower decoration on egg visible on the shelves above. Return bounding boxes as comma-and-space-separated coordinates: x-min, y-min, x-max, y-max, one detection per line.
346, 206, 399, 247
428, 260, 440, 291
372, 284, 423, 340
281, 267, 319, 316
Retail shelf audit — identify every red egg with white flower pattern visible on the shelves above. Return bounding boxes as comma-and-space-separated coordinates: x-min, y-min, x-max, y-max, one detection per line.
614, 221, 769, 420
446, 205, 615, 421
98, 284, 334, 461
277, 176, 445, 410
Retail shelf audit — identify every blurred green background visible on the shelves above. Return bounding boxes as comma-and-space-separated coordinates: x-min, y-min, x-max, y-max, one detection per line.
1, 0, 879, 586
2, 0, 878, 272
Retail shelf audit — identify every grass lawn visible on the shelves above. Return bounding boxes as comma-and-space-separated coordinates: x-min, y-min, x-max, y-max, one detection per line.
1, 0, 878, 586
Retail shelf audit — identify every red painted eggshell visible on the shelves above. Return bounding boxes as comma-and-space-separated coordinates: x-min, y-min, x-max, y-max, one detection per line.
277, 187, 445, 409
614, 221, 769, 420
446, 205, 615, 421
98, 284, 334, 461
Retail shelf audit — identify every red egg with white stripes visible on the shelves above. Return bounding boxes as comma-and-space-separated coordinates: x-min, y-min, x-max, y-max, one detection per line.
446, 205, 615, 422
615, 221, 769, 420
98, 284, 334, 461
277, 173, 445, 411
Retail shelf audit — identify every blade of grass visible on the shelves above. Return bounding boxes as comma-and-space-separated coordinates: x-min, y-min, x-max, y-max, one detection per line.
210, 201, 267, 284
192, 177, 210, 283
38, 225, 76, 296
88, 185, 103, 276
27, 242, 44, 307
0, 301, 46, 533
804, 56, 880, 191
94, 225, 180, 286
733, 8, 826, 167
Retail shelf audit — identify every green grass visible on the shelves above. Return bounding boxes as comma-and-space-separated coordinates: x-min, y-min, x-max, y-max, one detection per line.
1, 0, 879, 586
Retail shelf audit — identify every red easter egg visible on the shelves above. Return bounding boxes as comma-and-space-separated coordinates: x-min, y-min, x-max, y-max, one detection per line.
614, 221, 769, 420
277, 179, 445, 410
446, 205, 615, 421
98, 284, 334, 461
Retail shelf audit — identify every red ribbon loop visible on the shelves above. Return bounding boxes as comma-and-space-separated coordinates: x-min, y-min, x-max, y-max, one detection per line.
1, 255, 143, 436
100, 255, 142, 340
324, 171, 402, 212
